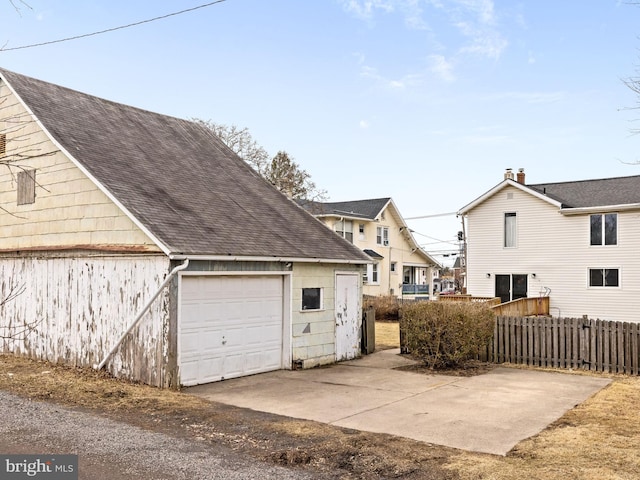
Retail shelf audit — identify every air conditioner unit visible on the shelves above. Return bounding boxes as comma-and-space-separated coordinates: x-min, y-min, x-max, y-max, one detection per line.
383, 240, 389, 246
363, 274, 369, 283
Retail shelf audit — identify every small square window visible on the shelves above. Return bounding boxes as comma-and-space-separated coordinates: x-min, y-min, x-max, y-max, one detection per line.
17, 169, 36, 205
302, 288, 322, 310
390, 262, 397, 273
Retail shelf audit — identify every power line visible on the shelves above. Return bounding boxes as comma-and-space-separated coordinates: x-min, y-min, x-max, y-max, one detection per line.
404, 211, 458, 220
0, 1, 227, 52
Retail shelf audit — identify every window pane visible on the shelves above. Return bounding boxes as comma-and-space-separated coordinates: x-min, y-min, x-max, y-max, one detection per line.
590, 215, 602, 245
504, 213, 516, 247
376, 226, 382, 244
302, 288, 321, 310
605, 269, 619, 287
604, 214, 617, 245
589, 269, 604, 287
372, 263, 378, 282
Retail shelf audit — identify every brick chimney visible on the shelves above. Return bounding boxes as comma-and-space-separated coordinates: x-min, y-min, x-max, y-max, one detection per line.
516, 168, 525, 184
504, 168, 514, 181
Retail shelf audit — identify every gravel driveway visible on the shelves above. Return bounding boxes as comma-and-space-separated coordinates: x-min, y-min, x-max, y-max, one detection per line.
0, 391, 321, 480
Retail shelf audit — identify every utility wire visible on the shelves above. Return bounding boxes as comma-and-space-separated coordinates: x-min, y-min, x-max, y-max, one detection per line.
0, 0, 227, 52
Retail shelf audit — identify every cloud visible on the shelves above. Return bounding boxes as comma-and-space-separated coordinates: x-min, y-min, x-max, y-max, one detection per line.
359, 120, 371, 128
429, 54, 455, 82
342, 1, 510, 60
339, 0, 395, 21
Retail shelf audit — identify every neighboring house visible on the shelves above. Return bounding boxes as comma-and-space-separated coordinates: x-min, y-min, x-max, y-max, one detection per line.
0, 68, 371, 388
300, 198, 440, 298
458, 168, 640, 323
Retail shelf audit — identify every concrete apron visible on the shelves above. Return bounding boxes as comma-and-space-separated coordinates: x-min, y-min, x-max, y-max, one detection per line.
186, 349, 612, 456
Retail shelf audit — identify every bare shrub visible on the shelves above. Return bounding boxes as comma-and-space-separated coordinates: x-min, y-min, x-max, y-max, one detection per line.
402, 302, 495, 369
363, 295, 400, 321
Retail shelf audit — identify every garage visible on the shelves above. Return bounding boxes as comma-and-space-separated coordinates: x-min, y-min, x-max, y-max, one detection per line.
179, 275, 285, 386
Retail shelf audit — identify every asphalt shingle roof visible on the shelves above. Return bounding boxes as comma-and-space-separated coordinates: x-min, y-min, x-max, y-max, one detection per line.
299, 198, 391, 220
528, 175, 640, 209
1, 68, 369, 262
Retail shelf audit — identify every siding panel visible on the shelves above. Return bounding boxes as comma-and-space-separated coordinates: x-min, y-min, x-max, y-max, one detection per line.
0, 255, 171, 387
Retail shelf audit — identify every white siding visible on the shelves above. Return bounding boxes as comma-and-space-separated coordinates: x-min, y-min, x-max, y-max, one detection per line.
466, 185, 640, 322
0, 255, 171, 386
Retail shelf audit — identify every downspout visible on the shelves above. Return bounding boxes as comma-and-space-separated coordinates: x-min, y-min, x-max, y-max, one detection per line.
94, 258, 190, 371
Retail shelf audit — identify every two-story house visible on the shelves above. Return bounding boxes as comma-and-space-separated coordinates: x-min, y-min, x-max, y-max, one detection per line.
301, 198, 440, 298
458, 168, 640, 323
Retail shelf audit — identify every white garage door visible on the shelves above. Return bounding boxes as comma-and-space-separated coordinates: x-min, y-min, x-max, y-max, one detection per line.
179, 275, 284, 386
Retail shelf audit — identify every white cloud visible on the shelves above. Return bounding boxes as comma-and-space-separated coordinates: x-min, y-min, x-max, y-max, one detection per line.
528, 51, 536, 64
359, 120, 371, 128
339, 0, 395, 21
429, 54, 455, 82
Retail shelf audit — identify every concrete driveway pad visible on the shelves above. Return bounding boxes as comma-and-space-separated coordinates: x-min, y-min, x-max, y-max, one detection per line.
187, 349, 612, 455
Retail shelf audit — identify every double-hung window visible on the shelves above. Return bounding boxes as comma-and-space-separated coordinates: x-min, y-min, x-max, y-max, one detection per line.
335, 220, 353, 243
376, 226, 389, 246
590, 213, 617, 246
504, 212, 516, 248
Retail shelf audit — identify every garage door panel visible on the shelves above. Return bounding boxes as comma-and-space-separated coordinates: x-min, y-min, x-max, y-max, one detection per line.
179, 275, 284, 386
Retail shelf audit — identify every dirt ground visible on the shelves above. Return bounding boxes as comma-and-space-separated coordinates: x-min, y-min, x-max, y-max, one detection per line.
1, 323, 639, 479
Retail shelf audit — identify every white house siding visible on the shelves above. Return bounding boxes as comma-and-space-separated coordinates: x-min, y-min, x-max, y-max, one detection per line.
0, 254, 172, 386
0, 80, 159, 252
291, 263, 362, 368
466, 184, 640, 323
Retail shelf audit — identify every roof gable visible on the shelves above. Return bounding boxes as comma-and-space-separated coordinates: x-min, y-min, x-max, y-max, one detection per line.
301, 197, 441, 267
0, 68, 369, 263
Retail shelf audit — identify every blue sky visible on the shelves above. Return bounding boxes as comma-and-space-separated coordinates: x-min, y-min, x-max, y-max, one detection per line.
1, 0, 640, 264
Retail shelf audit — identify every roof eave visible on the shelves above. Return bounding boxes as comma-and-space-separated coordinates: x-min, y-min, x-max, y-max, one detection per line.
168, 254, 371, 264
560, 203, 640, 216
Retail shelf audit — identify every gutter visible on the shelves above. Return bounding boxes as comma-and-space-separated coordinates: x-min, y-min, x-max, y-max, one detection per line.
94, 259, 190, 371
560, 203, 640, 216
168, 254, 370, 264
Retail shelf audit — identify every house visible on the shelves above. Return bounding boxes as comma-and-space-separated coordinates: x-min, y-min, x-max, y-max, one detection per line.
300, 198, 440, 298
0, 68, 372, 388
458, 168, 640, 323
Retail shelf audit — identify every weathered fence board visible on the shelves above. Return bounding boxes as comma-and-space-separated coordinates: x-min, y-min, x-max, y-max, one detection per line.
484, 316, 640, 375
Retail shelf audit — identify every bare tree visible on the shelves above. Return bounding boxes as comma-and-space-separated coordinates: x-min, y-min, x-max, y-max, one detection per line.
193, 119, 271, 175
195, 119, 327, 201
264, 150, 326, 200
0, 283, 41, 341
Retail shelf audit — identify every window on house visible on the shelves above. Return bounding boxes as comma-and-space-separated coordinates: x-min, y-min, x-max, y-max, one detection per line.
302, 288, 322, 310
590, 214, 617, 246
17, 169, 36, 205
589, 268, 619, 287
372, 263, 379, 283
335, 220, 353, 243
358, 223, 365, 240
0, 133, 6, 155
390, 262, 397, 273
376, 226, 389, 246
504, 212, 516, 248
